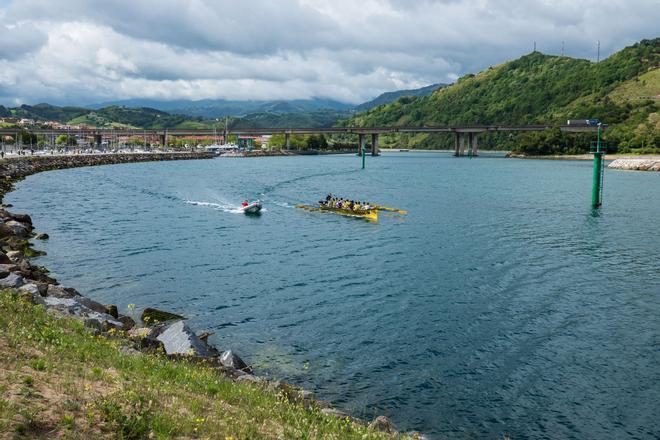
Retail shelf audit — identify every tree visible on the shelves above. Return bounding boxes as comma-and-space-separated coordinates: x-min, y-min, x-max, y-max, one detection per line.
55, 134, 77, 146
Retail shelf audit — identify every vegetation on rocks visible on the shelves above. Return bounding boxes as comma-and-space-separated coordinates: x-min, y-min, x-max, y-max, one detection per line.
340, 38, 659, 154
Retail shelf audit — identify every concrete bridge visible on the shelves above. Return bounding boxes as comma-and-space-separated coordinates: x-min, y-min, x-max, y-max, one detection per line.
0, 124, 602, 157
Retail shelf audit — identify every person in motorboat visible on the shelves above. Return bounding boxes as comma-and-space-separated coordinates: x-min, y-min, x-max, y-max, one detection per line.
242, 200, 249, 207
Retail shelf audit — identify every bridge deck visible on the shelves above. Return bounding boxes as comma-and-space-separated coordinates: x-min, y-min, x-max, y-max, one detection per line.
0, 125, 602, 136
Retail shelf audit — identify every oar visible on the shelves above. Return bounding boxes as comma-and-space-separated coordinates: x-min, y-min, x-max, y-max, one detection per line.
295, 204, 320, 212
373, 205, 408, 215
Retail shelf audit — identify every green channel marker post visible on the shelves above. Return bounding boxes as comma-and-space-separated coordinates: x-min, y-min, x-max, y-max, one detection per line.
591, 123, 604, 208
362, 145, 366, 169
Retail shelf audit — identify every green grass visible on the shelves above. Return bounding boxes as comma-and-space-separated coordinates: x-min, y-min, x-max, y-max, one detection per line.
608, 69, 660, 103
0, 290, 399, 439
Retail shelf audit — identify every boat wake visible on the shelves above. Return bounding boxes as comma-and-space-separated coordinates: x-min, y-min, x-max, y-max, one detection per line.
271, 200, 295, 209
185, 200, 244, 214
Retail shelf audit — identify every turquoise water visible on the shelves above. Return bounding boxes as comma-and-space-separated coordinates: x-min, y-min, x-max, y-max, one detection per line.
9, 153, 660, 439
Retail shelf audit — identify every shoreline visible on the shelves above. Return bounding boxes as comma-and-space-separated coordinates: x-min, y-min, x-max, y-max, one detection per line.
0, 153, 407, 438
507, 153, 660, 171
506, 152, 660, 160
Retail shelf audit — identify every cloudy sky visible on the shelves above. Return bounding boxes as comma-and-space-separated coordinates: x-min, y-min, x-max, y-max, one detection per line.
0, 0, 657, 106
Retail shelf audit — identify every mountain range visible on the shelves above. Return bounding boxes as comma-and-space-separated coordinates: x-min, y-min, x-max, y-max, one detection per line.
0, 83, 441, 129
86, 98, 353, 118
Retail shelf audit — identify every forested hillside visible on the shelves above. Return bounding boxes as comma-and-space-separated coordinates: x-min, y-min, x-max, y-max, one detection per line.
341, 38, 659, 154
354, 84, 444, 111
5, 104, 207, 129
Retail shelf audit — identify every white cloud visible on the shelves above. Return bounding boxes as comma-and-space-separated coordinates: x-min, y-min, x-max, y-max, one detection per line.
0, 0, 657, 106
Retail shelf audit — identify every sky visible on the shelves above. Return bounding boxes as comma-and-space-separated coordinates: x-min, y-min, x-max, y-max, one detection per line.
0, 0, 658, 106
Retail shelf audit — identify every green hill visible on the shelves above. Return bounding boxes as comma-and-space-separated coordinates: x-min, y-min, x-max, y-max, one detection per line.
5, 104, 210, 129
68, 106, 206, 129
230, 110, 352, 129
11, 103, 89, 122
355, 84, 445, 111
341, 38, 659, 153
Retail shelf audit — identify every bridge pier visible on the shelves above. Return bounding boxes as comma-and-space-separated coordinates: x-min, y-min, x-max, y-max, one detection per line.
358, 133, 365, 155
159, 134, 167, 150
94, 134, 102, 150
470, 133, 479, 156
454, 132, 480, 157
371, 133, 379, 156
285, 132, 290, 149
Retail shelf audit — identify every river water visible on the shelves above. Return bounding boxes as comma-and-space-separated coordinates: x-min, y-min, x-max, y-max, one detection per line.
8, 152, 660, 439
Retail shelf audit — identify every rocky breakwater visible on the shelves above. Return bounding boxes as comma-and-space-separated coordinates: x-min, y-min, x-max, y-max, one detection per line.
608, 157, 660, 171
0, 152, 214, 193
0, 153, 411, 437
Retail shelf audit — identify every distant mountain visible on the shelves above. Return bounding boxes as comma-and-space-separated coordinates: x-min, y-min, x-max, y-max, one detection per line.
341, 38, 659, 153
88, 98, 353, 118
230, 110, 353, 129
355, 83, 445, 111
86, 86, 447, 119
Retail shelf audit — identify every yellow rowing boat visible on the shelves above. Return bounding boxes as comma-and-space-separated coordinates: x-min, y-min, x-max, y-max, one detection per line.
372, 205, 408, 215
295, 204, 378, 221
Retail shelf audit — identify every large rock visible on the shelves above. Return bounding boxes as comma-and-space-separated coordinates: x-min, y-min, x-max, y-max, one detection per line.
141, 307, 185, 324
220, 350, 252, 373
368, 415, 398, 434
0, 272, 25, 288
0, 264, 18, 273
4, 221, 31, 237
8, 213, 32, 225
46, 284, 79, 298
0, 252, 11, 264
0, 223, 17, 239
19, 283, 41, 296
117, 315, 136, 331
35, 233, 49, 240
105, 304, 119, 319
73, 295, 109, 314
19, 284, 46, 306
156, 320, 216, 357
44, 296, 123, 329
6, 250, 23, 262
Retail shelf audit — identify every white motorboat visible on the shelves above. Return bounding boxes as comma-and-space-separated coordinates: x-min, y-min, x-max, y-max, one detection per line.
242, 201, 262, 214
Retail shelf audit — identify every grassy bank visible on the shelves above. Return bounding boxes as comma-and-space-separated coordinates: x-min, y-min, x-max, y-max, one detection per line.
0, 290, 395, 439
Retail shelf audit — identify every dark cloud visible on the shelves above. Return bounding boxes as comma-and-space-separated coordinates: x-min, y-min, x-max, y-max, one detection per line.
0, 0, 657, 105
0, 22, 47, 60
